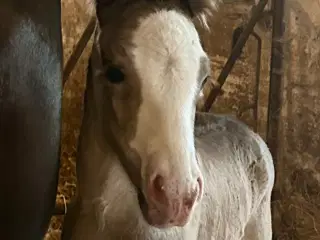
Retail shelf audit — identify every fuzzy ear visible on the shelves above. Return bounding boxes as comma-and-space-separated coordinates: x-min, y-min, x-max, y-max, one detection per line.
94, 0, 135, 25
74, 0, 117, 18
94, 0, 118, 24
181, 0, 221, 29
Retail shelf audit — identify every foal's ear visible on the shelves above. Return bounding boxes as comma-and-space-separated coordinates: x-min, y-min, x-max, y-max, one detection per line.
181, 0, 221, 28
94, 0, 134, 25
94, 0, 138, 25
94, 0, 118, 24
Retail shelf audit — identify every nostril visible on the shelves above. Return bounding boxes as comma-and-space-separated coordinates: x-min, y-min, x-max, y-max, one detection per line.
149, 174, 168, 205
153, 174, 165, 193
183, 197, 195, 211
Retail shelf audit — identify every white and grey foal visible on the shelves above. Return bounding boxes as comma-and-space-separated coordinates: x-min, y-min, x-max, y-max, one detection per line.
62, 1, 274, 239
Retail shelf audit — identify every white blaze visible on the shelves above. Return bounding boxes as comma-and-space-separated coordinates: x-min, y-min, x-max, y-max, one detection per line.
130, 9, 206, 180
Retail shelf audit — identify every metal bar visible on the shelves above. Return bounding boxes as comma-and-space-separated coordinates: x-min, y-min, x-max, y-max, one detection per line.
233, 29, 262, 132
202, 0, 269, 112
53, 17, 96, 216
63, 17, 96, 86
266, 0, 285, 163
251, 31, 262, 132
53, 202, 68, 215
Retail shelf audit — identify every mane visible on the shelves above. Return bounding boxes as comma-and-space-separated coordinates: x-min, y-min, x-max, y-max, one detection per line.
74, 0, 221, 30
184, 0, 221, 29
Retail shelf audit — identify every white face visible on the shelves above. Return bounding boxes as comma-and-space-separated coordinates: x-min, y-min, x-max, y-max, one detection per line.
128, 9, 210, 227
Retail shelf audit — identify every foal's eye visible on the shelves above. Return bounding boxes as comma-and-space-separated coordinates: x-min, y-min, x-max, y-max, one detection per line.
105, 66, 125, 83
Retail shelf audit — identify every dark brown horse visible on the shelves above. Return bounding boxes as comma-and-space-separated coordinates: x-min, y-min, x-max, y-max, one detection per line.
0, 0, 62, 239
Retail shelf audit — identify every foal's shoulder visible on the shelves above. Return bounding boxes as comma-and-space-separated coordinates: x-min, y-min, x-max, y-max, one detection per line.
194, 111, 253, 139
194, 112, 273, 172
195, 111, 274, 194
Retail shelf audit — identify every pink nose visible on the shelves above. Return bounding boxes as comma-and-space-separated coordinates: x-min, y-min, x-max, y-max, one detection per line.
145, 174, 203, 227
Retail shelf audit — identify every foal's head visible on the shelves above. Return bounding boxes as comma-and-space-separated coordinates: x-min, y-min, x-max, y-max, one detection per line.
91, 0, 216, 229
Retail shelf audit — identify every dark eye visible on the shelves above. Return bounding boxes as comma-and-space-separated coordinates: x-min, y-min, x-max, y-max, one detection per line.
105, 66, 125, 83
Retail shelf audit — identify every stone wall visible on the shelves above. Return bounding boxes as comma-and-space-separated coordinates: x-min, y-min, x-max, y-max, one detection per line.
272, 1, 320, 239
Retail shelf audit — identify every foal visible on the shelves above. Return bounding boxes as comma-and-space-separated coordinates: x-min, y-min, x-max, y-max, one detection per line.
62, 1, 274, 239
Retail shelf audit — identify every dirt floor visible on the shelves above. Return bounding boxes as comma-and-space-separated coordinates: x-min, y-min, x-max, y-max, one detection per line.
45, 0, 320, 239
